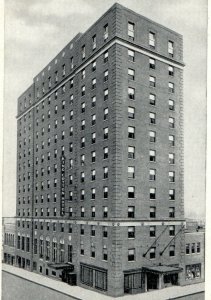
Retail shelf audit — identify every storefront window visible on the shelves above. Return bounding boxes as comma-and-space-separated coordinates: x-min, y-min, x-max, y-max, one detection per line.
186, 264, 201, 280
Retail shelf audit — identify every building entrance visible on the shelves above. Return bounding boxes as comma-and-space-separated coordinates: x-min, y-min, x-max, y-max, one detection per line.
147, 273, 158, 290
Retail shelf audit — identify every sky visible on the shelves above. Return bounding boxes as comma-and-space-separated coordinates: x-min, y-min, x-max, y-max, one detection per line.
3, 0, 207, 219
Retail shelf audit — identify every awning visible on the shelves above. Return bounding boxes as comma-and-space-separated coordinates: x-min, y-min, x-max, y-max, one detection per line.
47, 263, 74, 270
142, 265, 183, 275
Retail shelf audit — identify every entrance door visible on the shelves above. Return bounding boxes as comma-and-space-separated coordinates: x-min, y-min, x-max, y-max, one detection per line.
147, 273, 158, 290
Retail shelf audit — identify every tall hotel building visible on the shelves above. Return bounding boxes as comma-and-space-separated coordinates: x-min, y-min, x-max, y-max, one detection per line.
15, 3, 187, 297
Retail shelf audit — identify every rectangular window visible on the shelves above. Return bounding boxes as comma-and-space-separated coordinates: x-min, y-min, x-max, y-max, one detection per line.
128, 166, 135, 179
186, 264, 201, 280
104, 89, 108, 100
92, 61, 96, 72
128, 68, 135, 80
128, 146, 135, 159
149, 169, 156, 181
149, 150, 156, 162
169, 189, 175, 200
128, 126, 135, 139
82, 45, 85, 59
92, 78, 96, 89
103, 226, 108, 238
149, 58, 155, 69
104, 70, 108, 82
104, 127, 108, 139
128, 107, 135, 119
169, 207, 175, 218
91, 151, 96, 163
128, 87, 135, 100
169, 117, 175, 128
150, 206, 156, 218
169, 245, 175, 257
128, 22, 135, 39
191, 243, 195, 253
128, 49, 135, 61
169, 171, 175, 182
92, 35, 96, 50
91, 188, 96, 200
91, 225, 95, 236
128, 248, 135, 261
104, 51, 108, 63
169, 82, 174, 93
104, 24, 108, 40
103, 186, 108, 198
197, 242, 201, 253
168, 41, 174, 57
103, 167, 108, 179
150, 247, 156, 259
103, 147, 108, 159
92, 132, 96, 144
168, 65, 174, 76
128, 206, 135, 218
169, 99, 175, 110
128, 226, 135, 239
149, 94, 156, 106
81, 69, 85, 80
150, 188, 156, 200
81, 86, 85, 96
128, 186, 135, 198
150, 226, 156, 237
103, 206, 108, 218
169, 135, 175, 146
149, 112, 156, 124
186, 243, 190, 254
149, 131, 156, 142
149, 32, 155, 47
169, 225, 175, 236
149, 76, 156, 87
91, 206, 95, 217
104, 108, 108, 120
169, 153, 175, 164
81, 206, 85, 217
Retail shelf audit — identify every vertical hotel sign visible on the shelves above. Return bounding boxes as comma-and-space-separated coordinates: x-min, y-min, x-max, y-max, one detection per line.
60, 156, 65, 216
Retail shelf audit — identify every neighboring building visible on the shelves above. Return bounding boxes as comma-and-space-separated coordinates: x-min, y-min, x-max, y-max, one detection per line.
12, 3, 204, 297
2, 218, 16, 266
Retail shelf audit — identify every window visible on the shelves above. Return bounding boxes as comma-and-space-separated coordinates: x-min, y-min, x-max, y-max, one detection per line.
104, 108, 108, 120
128, 248, 135, 261
92, 61, 96, 72
169, 153, 175, 164
103, 245, 108, 261
191, 243, 195, 254
128, 126, 135, 139
169, 135, 175, 146
149, 169, 156, 181
82, 45, 85, 59
92, 96, 96, 107
186, 244, 190, 254
128, 87, 135, 100
197, 243, 201, 253
69, 207, 73, 217
92, 114, 96, 126
81, 69, 85, 80
104, 89, 108, 100
103, 186, 108, 198
80, 241, 84, 255
104, 24, 108, 40
169, 99, 175, 111
62, 84, 66, 94
168, 41, 174, 57
149, 112, 156, 124
81, 189, 85, 200
104, 51, 108, 63
149, 94, 156, 106
81, 120, 85, 130
62, 64, 66, 76
169, 225, 175, 236
149, 32, 155, 47
70, 79, 73, 89
103, 206, 108, 218
103, 167, 108, 179
169, 82, 174, 93
149, 76, 156, 87
81, 86, 85, 96
91, 169, 96, 181
186, 264, 201, 280
128, 146, 135, 159
91, 225, 95, 236
91, 243, 95, 258
168, 65, 174, 76
149, 131, 156, 142
128, 226, 135, 239
150, 188, 156, 200
150, 206, 156, 218
91, 151, 96, 163
169, 245, 175, 257
128, 107, 135, 119
149, 150, 156, 162
128, 186, 135, 198
149, 247, 156, 259
104, 127, 108, 139
169, 189, 175, 200
81, 206, 85, 217
128, 206, 135, 218
92, 132, 96, 144
150, 226, 156, 237
128, 69, 135, 80
92, 35, 96, 50
91, 188, 96, 200
80, 225, 84, 235
81, 137, 85, 148
92, 78, 96, 89
70, 56, 74, 69
91, 206, 95, 217
169, 207, 175, 218
149, 58, 155, 69
103, 147, 108, 159
128, 49, 135, 62
104, 70, 108, 82
128, 166, 135, 179
169, 171, 175, 182
128, 22, 135, 39
81, 102, 85, 113
169, 117, 175, 128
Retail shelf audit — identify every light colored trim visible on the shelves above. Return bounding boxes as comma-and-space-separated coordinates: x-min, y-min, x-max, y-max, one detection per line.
17, 38, 184, 120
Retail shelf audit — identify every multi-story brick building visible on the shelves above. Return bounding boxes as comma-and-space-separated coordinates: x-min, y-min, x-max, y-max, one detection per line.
13, 3, 204, 297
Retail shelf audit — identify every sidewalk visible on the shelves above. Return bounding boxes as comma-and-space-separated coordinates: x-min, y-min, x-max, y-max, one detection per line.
2, 264, 204, 300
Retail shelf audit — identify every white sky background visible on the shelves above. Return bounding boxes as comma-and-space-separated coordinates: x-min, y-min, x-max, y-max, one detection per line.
3, 0, 207, 219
